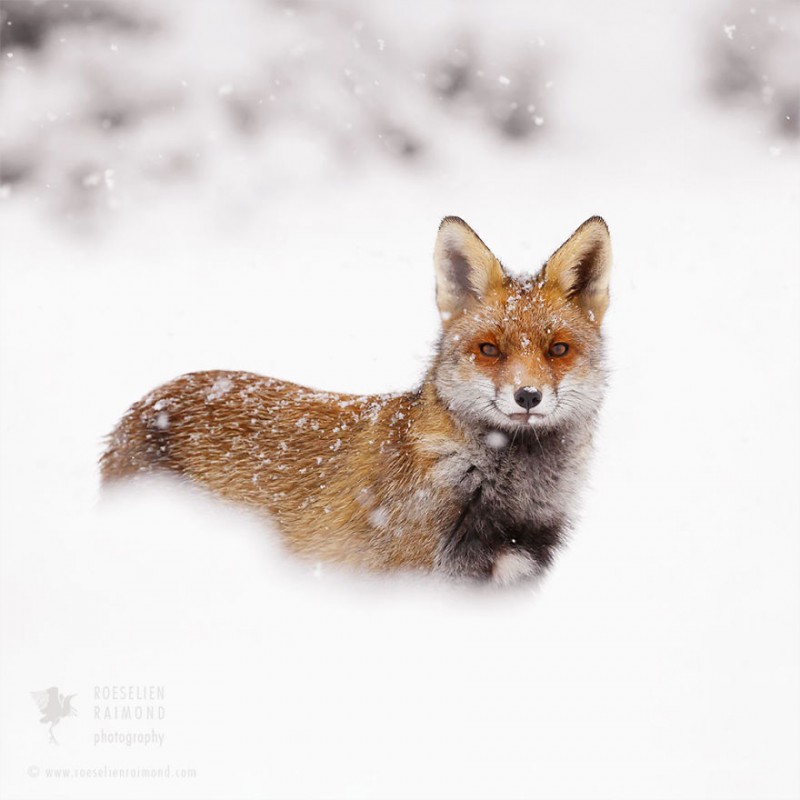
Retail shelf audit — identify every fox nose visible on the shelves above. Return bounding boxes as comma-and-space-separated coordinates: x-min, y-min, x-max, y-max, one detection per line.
514, 387, 542, 410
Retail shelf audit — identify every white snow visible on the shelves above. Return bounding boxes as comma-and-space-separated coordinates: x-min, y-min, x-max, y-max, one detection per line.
205, 377, 233, 401
492, 549, 539, 585
1, 2, 798, 800
153, 411, 170, 430
368, 507, 390, 529
486, 430, 510, 449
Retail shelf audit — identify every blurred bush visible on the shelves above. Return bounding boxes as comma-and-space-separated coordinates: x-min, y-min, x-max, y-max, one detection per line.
707, 0, 799, 137
0, 0, 550, 217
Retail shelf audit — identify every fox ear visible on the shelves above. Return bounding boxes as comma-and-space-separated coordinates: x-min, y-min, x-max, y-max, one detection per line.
434, 217, 505, 320
544, 216, 612, 324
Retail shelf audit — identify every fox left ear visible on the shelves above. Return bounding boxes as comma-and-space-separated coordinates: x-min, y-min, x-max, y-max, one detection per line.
544, 216, 612, 324
434, 216, 505, 320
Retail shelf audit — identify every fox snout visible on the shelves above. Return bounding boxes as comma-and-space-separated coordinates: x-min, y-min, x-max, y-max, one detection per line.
495, 381, 557, 422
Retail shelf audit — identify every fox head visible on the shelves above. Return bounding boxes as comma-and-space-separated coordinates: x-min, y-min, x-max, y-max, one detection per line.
432, 215, 611, 433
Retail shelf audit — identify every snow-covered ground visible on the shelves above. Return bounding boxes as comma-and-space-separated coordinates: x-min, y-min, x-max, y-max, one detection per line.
1, 2, 798, 799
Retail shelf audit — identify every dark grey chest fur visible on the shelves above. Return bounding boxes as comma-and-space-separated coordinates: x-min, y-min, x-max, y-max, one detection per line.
437, 424, 590, 580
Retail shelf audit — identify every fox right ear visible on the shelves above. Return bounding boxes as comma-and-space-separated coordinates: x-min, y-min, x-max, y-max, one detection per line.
433, 217, 505, 321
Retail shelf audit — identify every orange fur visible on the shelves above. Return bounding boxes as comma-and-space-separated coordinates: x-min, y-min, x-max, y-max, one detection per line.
102, 373, 460, 571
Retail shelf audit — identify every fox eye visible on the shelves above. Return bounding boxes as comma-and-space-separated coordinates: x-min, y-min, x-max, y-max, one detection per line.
549, 342, 569, 357
479, 343, 500, 357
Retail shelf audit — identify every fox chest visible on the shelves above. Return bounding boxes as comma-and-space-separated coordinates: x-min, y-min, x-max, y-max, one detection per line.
431, 435, 584, 581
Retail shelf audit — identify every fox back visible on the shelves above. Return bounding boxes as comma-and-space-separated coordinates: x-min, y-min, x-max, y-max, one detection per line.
101, 216, 612, 585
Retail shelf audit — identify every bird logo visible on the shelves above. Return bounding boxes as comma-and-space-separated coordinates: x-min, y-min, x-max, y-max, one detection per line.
31, 687, 77, 744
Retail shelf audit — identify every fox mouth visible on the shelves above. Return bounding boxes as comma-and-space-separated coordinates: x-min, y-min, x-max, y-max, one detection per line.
507, 412, 547, 423
489, 398, 554, 427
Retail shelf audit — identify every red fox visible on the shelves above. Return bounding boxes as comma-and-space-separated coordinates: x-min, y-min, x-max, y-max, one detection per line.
101, 216, 611, 585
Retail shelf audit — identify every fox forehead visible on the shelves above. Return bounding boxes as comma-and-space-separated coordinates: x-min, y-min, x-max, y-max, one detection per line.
450, 276, 595, 346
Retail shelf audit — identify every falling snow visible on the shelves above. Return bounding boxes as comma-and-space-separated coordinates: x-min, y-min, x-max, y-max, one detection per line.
486, 430, 509, 448
206, 377, 234, 401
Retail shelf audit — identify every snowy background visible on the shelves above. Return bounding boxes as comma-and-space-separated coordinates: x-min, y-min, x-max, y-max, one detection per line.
1, 1, 799, 798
